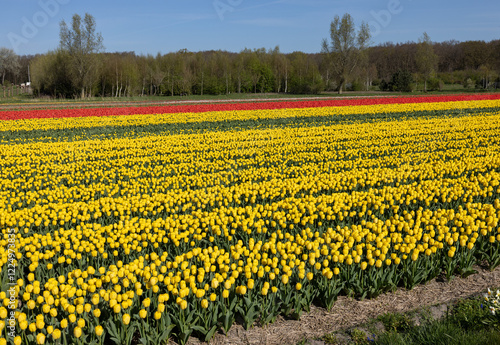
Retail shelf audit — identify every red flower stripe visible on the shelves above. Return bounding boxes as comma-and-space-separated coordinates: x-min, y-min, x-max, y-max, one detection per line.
1, 94, 499, 121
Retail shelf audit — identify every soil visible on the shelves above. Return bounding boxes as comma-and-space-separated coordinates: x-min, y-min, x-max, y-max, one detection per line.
177, 265, 500, 345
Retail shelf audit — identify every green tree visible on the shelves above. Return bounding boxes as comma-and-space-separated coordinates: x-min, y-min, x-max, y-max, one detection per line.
289, 52, 324, 94
31, 50, 73, 97
416, 32, 438, 92
59, 13, 104, 98
321, 13, 370, 94
392, 69, 413, 92
0, 47, 20, 86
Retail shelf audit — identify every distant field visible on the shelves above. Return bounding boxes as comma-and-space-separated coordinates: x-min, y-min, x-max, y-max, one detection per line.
1, 88, 498, 107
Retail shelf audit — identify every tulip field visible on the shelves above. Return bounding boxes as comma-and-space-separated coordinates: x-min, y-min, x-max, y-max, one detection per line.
1, 93, 500, 344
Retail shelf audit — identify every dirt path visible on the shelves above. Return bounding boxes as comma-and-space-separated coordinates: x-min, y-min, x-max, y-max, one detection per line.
181, 266, 500, 345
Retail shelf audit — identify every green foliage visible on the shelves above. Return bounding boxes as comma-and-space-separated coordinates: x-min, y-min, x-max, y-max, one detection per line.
374, 296, 500, 345
373, 331, 407, 345
416, 32, 439, 92
392, 70, 414, 92
378, 312, 413, 332
465, 78, 476, 89
288, 52, 324, 94
379, 70, 414, 92
30, 50, 74, 97
348, 81, 364, 91
350, 328, 370, 345
321, 13, 370, 94
450, 298, 492, 331
322, 332, 339, 344
59, 13, 104, 98
427, 77, 444, 91
0, 47, 20, 86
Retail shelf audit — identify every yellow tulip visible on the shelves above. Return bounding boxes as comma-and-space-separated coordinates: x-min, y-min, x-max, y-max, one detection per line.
281, 275, 289, 285
95, 325, 104, 337
52, 329, 61, 340
201, 299, 209, 309
74, 326, 82, 338
36, 333, 45, 344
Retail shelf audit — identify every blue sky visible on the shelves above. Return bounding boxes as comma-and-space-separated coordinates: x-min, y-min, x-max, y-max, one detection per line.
2, 0, 499, 56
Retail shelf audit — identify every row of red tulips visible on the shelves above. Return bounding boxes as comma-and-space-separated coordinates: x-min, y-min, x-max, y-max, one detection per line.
1, 94, 499, 121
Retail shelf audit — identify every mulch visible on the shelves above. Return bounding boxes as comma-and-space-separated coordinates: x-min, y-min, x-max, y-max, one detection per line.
179, 265, 500, 345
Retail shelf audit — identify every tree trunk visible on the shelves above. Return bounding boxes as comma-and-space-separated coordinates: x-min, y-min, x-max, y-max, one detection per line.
338, 78, 344, 94
118, 74, 123, 97
201, 71, 204, 96
284, 69, 288, 93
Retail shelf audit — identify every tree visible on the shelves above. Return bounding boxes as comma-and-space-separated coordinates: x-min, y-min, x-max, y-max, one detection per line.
321, 13, 370, 94
391, 69, 413, 92
289, 52, 323, 94
150, 53, 167, 96
0, 48, 20, 86
59, 13, 104, 98
30, 50, 73, 97
270, 46, 288, 93
416, 32, 438, 92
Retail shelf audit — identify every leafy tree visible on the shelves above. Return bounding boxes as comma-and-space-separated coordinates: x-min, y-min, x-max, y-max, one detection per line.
321, 13, 370, 94
59, 13, 104, 98
379, 69, 413, 92
30, 50, 73, 97
233, 52, 251, 93
0, 48, 20, 85
270, 46, 289, 93
289, 52, 324, 94
392, 69, 414, 92
246, 50, 263, 93
416, 32, 438, 92
177, 50, 196, 95
202, 51, 227, 95
250, 48, 274, 93
192, 52, 206, 95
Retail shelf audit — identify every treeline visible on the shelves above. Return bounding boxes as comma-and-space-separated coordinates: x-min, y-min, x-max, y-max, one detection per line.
5, 39, 500, 98
370, 39, 500, 91
28, 47, 323, 98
